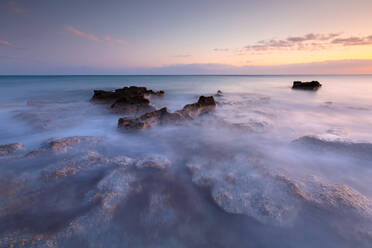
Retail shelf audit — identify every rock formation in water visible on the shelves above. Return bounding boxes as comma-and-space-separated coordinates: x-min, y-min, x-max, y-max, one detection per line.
118, 96, 216, 130
91, 86, 164, 114
292, 81, 322, 90
0, 143, 25, 157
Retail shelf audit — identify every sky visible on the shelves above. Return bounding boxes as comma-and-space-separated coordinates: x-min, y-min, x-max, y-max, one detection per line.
1, 0, 372, 75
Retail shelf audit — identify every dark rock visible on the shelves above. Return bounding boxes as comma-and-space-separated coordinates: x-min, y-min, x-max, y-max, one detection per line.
91, 86, 164, 115
292, 81, 322, 90
118, 96, 216, 130
0, 143, 25, 157
118, 107, 186, 130
215, 90, 223, 97
178, 96, 216, 119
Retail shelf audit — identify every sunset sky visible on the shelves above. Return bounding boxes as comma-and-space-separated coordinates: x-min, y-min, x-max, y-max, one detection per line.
1, 0, 372, 74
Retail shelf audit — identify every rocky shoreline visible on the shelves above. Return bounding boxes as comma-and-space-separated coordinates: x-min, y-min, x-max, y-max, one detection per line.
1, 86, 372, 247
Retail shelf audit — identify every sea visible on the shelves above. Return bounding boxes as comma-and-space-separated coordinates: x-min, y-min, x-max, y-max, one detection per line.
0, 75, 372, 247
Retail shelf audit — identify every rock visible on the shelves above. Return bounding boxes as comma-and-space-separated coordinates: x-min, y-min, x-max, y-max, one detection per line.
26, 136, 103, 156
186, 158, 372, 228
215, 90, 223, 97
179, 96, 216, 118
135, 154, 171, 170
91, 86, 163, 114
118, 96, 216, 130
118, 107, 186, 130
0, 143, 25, 157
292, 81, 322, 90
291, 136, 372, 160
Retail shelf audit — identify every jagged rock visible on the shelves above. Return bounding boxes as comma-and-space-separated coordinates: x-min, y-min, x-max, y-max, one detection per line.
0, 143, 25, 157
118, 107, 186, 130
118, 96, 216, 130
135, 154, 171, 170
91, 86, 163, 114
292, 81, 322, 90
179, 96, 216, 118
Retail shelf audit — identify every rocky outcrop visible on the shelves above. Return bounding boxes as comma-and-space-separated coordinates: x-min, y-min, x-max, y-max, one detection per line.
0, 143, 25, 157
91, 86, 164, 114
118, 96, 216, 130
292, 81, 322, 90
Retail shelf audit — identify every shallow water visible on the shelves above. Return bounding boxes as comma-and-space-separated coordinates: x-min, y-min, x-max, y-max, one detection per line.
1, 75, 372, 247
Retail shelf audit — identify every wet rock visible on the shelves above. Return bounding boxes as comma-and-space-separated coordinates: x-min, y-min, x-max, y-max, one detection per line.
93, 168, 136, 212
91, 86, 163, 115
118, 96, 216, 130
26, 136, 103, 157
186, 158, 372, 229
292, 81, 322, 90
215, 90, 223, 97
0, 143, 25, 157
291, 136, 372, 160
179, 96, 216, 118
135, 154, 171, 170
118, 107, 186, 130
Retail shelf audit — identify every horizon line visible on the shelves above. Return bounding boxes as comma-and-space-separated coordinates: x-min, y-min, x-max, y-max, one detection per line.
1, 74, 372, 77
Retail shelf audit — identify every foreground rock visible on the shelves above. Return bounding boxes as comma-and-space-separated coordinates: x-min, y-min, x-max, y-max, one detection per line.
91, 86, 164, 114
0, 143, 25, 157
118, 96, 216, 130
26, 136, 103, 156
186, 155, 372, 243
292, 81, 322, 90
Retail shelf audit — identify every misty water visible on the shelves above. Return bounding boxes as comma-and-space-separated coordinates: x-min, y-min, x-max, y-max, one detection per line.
1, 75, 372, 247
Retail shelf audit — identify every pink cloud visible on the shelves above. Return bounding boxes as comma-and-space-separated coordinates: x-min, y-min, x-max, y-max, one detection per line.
65, 26, 100, 41
0, 40, 16, 48
64, 26, 129, 47
115, 39, 129, 46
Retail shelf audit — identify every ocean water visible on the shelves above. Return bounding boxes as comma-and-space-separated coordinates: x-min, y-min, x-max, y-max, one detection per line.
1, 75, 372, 247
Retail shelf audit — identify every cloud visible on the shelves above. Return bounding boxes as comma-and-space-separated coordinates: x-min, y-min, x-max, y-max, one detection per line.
115, 39, 129, 46
0, 40, 16, 48
213, 48, 229, 52
331, 35, 372, 46
243, 33, 372, 53
244, 33, 341, 52
64, 26, 129, 46
8, 1, 27, 14
65, 26, 100, 41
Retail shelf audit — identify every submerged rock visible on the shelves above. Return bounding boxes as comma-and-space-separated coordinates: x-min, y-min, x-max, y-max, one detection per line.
292, 81, 322, 90
118, 96, 216, 130
91, 86, 163, 115
0, 143, 25, 157
291, 136, 372, 160
135, 154, 172, 170
186, 157, 372, 231
26, 136, 103, 156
